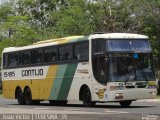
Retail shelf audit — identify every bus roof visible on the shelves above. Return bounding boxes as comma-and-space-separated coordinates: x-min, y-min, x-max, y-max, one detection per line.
3, 36, 85, 53
90, 33, 148, 39
3, 33, 149, 53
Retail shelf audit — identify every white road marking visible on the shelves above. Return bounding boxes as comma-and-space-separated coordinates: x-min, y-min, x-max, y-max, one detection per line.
137, 99, 160, 102
33, 107, 51, 110
0, 107, 130, 114
105, 110, 129, 114
66, 109, 84, 111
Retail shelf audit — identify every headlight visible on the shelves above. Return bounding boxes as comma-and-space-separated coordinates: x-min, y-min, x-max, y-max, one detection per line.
115, 93, 123, 99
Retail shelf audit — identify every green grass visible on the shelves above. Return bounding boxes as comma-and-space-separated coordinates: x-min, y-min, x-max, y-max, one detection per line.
0, 90, 1, 95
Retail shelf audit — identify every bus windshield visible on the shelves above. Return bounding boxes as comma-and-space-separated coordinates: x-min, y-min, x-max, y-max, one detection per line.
92, 38, 155, 84
92, 39, 151, 53
108, 39, 151, 51
109, 53, 155, 82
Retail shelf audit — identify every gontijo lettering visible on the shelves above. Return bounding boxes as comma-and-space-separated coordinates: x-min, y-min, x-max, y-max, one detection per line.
21, 69, 43, 77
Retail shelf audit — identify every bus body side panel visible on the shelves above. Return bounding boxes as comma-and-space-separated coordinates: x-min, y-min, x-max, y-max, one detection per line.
48, 36, 88, 100
49, 63, 78, 100
2, 81, 11, 98
2, 63, 83, 101
66, 62, 92, 101
49, 64, 68, 100
2, 80, 39, 99
39, 65, 58, 100
2, 65, 57, 100
2, 36, 89, 101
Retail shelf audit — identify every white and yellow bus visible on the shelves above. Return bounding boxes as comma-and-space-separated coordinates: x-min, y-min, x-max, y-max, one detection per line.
1, 33, 157, 107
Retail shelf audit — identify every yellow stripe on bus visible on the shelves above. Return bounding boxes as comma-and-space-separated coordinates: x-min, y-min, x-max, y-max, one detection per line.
2, 65, 58, 100
39, 65, 58, 100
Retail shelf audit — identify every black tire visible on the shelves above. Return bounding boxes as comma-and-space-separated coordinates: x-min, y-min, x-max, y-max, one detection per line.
32, 100, 40, 105
119, 100, 132, 108
49, 100, 68, 106
82, 87, 95, 107
49, 100, 55, 105
24, 88, 32, 105
17, 88, 25, 105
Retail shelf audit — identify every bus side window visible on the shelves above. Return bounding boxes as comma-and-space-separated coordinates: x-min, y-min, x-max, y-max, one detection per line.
8, 53, 18, 67
3, 54, 8, 68
31, 49, 43, 64
31, 50, 37, 64
44, 47, 57, 63
19, 52, 24, 66
24, 51, 31, 65
59, 45, 73, 61
44, 48, 52, 62
92, 39, 106, 54
74, 42, 89, 60
37, 50, 43, 63
52, 51, 57, 62
77, 53, 80, 60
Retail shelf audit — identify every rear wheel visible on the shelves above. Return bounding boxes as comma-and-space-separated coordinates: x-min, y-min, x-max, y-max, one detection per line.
16, 88, 25, 105
82, 87, 95, 107
24, 88, 32, 105
119, 100, 132, 108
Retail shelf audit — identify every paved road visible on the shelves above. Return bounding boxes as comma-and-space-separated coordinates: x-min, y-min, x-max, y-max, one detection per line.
0, 96, 160, 120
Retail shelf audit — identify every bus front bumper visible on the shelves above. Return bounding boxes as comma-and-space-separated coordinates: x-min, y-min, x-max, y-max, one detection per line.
103, 88, 157, 102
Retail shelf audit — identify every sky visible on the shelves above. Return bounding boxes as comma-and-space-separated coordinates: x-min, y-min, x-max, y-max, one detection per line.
0, 0, 5, 5
0, 0, 9, 5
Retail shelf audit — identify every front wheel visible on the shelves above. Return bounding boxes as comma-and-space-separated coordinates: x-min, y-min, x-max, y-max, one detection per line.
82, 87, 96, 107
119, 100, 132, 108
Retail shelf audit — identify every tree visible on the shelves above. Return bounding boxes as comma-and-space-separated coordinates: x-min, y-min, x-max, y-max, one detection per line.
0, 0, 159, 67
